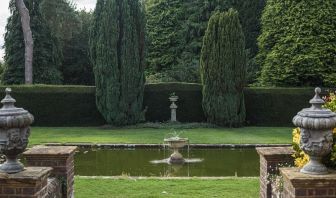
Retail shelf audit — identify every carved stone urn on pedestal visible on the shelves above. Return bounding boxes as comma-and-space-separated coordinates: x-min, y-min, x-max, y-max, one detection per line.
293, 87, 336, 175
169, 95, 178, 122
0, 88, 34, 173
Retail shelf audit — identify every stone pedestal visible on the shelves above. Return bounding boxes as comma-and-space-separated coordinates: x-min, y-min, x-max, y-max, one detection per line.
23, 146, 77, 198
280, 168, 336, 198
256, 147, 294, 198
0, 167, 52, 198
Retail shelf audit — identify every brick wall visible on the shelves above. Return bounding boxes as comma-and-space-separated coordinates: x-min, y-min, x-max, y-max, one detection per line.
281, 168, 336, 198
23, 146, 77, 198
256, 147, 294, 198
0, 167, 52, 198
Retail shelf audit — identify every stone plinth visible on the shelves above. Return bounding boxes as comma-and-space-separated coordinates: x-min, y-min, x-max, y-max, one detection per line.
23, 146, 77, 198
280, 168, 336, 198
256, 147, 294, 198
0, 167, 51, 198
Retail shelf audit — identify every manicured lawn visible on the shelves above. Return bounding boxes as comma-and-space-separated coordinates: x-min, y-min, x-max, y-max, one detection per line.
75, 177, 259, 198
29, 127, 292, 145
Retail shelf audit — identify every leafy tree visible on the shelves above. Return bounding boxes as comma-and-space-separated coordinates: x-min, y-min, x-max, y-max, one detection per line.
200, 9, 246, 127
90, 0, 146, 125
3, 0, 63, 84
257, 0, 336, 87
62, 11, 94, 85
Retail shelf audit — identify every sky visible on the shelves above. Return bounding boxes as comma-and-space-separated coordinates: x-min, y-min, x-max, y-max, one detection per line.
0, 0, 97, 61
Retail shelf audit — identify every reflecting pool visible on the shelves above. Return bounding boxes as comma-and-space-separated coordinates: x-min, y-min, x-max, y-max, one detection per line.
75, 148, 259, 177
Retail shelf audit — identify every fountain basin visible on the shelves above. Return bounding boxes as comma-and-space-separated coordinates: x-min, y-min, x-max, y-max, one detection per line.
73, 148, 259, 177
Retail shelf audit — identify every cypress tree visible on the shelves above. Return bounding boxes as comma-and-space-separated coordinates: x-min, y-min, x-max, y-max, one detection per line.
145, 0, 264, 83
90, 0, 146, 125
3, 0, 63, 85
200, 9, 246, 127
257, 0, 336, 87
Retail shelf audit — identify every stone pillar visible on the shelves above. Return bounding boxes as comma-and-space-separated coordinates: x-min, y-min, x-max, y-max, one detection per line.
281, 168, 336, 198
0, 167, 52, 198
23, 146, 77, 198
256, 147, 294, 198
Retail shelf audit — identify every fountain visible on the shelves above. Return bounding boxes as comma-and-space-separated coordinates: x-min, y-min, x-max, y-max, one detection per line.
164, 136, 189, 164
151, 132, 202, 167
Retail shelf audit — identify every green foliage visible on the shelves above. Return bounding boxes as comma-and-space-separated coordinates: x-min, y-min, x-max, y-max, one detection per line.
0, 85, 104, 126
200, 9, 246, 127
39, 0, 94, 85
3, 0, 63, 85
0, 84, 318, 127
145, 0, 265, 83
62, 11, 94, 85
324, 92, 336, 112
90, 0, 146, 125
257, 0, 336, 87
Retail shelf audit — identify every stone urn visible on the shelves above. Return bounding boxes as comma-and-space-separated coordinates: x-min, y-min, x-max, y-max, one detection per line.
169, 95, 178, 122
164, 137, 188, 164
0, 88, 34, 173
293, 87, 336, 175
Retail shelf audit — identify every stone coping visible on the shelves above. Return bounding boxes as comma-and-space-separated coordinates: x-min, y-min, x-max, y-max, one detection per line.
44, 143, 291, 149
256, 146, 294, 156
280, 167, 336, 184
76, 176, 259, 180
0, 167, 52, 181
23, 145, 77, 155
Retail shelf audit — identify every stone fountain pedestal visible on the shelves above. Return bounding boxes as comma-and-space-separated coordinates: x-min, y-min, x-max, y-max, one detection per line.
164, 137, 188, 164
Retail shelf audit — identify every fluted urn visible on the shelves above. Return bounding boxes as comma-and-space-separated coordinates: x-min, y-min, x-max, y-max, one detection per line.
293, 87, 336, 175
0, 88, 34, 173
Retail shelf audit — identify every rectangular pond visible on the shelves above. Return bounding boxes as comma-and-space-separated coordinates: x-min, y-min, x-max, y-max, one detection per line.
75, 148, 259, 177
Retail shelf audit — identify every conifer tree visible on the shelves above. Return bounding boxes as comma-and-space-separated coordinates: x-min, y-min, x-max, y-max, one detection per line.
90, 0, 146, 125
3, 0, 63, 84
200, 9, 246, 127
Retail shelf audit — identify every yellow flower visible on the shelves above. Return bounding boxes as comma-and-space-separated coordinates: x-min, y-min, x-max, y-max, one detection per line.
292, 128, 300, 145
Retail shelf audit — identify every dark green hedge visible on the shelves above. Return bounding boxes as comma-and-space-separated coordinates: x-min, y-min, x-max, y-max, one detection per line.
0, 85, 105, 126
0, 84, 318, 127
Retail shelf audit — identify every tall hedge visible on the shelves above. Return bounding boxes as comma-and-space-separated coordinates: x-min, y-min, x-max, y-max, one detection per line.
3, 0, 63, 85
257, 0, 336, 87
200, 9, 246, 127
145, 0, 265, 83
90, 0, 146, 125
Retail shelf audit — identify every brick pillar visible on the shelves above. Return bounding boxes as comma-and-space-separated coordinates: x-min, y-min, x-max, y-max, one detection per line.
23, 146, 77, 198
0, 167, 52, 198
281, 168, 336, 198
256, 147, 294, 198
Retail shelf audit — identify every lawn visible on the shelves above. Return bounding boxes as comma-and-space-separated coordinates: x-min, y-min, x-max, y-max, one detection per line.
75, 177, 259, 198
29, 126, 292, 145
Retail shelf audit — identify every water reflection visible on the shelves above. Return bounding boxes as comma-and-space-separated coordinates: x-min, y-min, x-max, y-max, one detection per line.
75, 148, 259, 177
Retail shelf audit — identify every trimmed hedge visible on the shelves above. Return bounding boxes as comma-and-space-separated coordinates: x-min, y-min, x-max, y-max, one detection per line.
0, 85, 105, 126
0, 84, 317, 127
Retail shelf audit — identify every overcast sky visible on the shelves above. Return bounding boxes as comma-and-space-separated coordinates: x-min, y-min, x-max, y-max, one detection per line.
0, 0, 97, 61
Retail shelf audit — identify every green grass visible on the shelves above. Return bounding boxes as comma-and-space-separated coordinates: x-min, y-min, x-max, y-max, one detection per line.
29, 127, 292, 145
75, 177, 259, 198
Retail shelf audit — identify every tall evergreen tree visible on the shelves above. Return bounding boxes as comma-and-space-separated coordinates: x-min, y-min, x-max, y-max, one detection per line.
3, 0, 63, 84
257, 0, 336, 87
145, 0, 264, 83
200, 9, 246, 127
90, 0, 146, 125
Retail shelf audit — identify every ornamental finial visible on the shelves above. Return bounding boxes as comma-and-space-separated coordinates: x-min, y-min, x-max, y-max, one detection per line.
309, 87, 324, 109
1, 87, 16, 109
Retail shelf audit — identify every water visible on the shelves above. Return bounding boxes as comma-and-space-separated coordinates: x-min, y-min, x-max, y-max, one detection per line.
75, 148, 259, 177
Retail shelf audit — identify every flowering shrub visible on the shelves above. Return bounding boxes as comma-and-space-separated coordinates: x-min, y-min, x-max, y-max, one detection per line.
324, 92, 336, 112
292, 92, 336, 169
